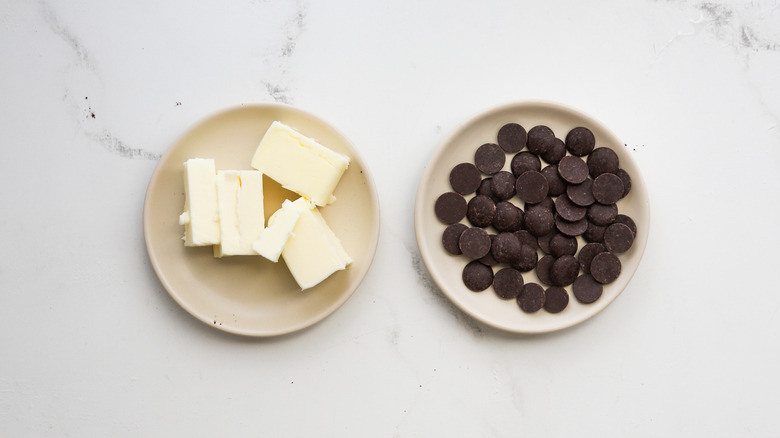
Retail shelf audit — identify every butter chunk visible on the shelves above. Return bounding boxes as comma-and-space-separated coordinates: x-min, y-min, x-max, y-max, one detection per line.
181, 158, 220, 246
214, 170, 264, 257
282, 199, 352, 290
252, 198, 305, 262
251, 121, 349, 206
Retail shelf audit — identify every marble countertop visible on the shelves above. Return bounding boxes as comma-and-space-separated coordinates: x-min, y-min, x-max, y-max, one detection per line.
2, 0, 779, 435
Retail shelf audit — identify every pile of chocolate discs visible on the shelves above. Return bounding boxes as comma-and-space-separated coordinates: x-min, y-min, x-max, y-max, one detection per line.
434, 123, 637, 314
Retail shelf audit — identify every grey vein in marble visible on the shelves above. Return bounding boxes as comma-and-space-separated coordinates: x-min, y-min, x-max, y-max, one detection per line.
261, 1, 309, 104
89, 131, 161, 161
40, 2, 93, 67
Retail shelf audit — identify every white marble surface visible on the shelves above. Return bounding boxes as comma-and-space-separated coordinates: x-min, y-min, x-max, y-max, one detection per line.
2, 0, 780, 435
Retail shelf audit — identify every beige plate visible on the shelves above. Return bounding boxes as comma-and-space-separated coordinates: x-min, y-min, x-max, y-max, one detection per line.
143, 103, 380, 337
415, 101, 650, 334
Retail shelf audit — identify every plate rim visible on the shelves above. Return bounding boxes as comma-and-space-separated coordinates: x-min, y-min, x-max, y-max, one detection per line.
414, 100, 651, 334
143, 102, 381, 337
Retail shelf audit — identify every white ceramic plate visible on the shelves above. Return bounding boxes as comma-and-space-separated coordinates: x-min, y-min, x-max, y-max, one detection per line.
415, 101, 650, 334
144, 103, 380, 337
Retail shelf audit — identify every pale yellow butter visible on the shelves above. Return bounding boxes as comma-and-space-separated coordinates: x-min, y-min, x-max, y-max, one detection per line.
252, 198, 304, 263
213, 170, 264, 257
180, 158, 220, 246
250, 121, 349, 206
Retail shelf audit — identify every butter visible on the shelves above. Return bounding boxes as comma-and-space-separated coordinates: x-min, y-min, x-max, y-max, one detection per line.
252, 198, 304, 262
282, 198, 352, 290
251, 121, 350, 206
213, 170, 264, 257
180, 158, 220, 246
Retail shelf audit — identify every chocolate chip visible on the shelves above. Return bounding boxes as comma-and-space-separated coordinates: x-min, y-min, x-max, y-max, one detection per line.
515, 171, 549, 204
550, 255, 579, 286
493, 201, 523, 232
573, 274, 603, 304
590, 252, 621, 284
587, 203, 618, 226
513, 230, 537, 250
567, 178, 595, 206
554, 195, 587, 222
526, 125, 555, 155
525, 196, 555, 213
492, 232, 522, 264
577, 242, 607, 274
479, 235, 499, 266
459, 227, 491, 259
493, 268, 524, 299
476, 178, 499, 202
541, 138, 566, 164
435, 192, 467, 224
517, 283, 545, 313
583, 221, 607, 243
558, 156, 589, 184
536, 231, 556, 255
524, 206, 555, 237
550, 234, 578, 258
543, 286, 569, 313
604, 223, 634, 253
614, 168, 632, 198
592, 173, 624, 205
541, 165, 566, 197
536, 255, 555, 286
511, 244, 538, 272
510, 151, 541, 177
462, 261, 494, 291
565, 127, 595, 156
490, 171, 516, 201
442, 223, 468, 255
614, 214, 637, 236
466, 195, 496, 227
497, 123, 527, 153
449, 163, 482, 195
587, 147, 619, 178
555, 215, 588, 237
474, 143, 505, 175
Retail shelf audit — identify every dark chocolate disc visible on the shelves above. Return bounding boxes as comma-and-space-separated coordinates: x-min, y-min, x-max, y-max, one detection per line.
466, 195, 496, 227
536, 230, 556, 254
535, 255, 555, 286
511, 244, 538, 272
554, 195, 587, 222
497, 123, 527, 153
515, 171, 549, 204
517, 283, 545, 313
590, 252, 621, 284
550, 234, 578, 258
604, 223, 634, 253
441, 223, 468, 255
526, 125, 555, 155
525, 196, 555, 213
555, 215, 588, 237
614, 168, 632, 198
587, 147, 619, 178
524, 206, 555, 237
462, 261, 493, 291
565, 127, 596, 156
558, 156, 589, 184
435, 192, 467, 225
614, 214, 637, 236
474, 143, 505, 175
567, 178, 595, 206
493, 201, 523, 232
541, 165, 566, 197
573, 274, 603, 304
510, 151, 542, 177
583, 221, 607, 243
541, 138, 566, 164
543, 286, 569, 313
449, 162, 482, 195
493, 268, 524, 299
491, 232, 522, 264
577, 242, 607, 274
479, 235, 499, 266
476, 178, 499, 202
513, 230, 537, 250
550, 255, 579, 287
490, 171, 516, 201
592, 173, 624, 205
459, 227, 491, 260
587, 203, 618, 226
